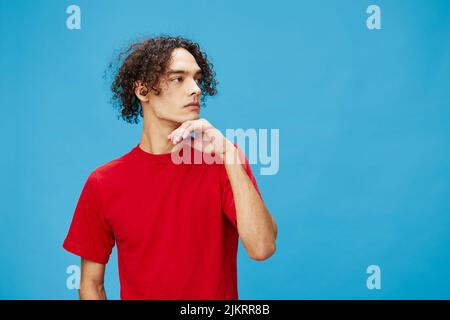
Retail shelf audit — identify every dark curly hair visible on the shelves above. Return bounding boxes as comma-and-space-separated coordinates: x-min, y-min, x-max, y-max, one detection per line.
106, 35, 218, 124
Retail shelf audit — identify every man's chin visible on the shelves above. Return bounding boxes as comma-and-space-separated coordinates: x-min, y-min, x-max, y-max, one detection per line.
185, 112, 200, 121
168, 113, 200, 125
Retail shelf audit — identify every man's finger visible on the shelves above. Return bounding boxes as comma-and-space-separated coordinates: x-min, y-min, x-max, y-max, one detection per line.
168, 121, 192, 140
173, 123, 195, 144
180, 124, 194, 140
203, 141, 215, 154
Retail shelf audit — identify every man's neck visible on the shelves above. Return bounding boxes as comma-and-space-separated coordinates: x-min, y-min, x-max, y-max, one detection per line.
139, 114, 179, 155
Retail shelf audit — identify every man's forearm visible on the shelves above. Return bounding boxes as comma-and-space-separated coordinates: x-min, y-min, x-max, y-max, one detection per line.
223, 141, 277, 261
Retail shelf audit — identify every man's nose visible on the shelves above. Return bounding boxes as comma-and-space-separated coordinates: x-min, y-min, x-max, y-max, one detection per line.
190, 79, 201, 96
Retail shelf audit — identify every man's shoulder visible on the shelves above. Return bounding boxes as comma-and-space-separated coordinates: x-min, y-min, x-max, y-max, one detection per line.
90, 147, 136, 179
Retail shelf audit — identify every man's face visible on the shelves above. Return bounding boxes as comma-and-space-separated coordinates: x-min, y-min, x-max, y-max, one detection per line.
148, 48, 202, 124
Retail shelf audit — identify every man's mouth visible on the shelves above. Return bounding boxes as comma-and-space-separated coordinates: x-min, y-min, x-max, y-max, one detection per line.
184, 102, 200, 110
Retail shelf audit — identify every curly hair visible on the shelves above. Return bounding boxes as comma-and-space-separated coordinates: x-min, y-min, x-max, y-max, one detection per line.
106, 35, 218, 124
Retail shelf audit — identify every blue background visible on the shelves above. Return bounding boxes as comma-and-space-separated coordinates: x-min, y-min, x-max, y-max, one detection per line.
1, 0, 449, 299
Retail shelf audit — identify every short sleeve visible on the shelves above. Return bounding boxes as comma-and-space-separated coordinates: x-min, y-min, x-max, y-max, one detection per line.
220, 144, 264, 229
62, 171, 115, 264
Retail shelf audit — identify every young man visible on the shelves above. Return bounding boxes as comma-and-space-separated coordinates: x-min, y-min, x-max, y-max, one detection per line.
63, 36, 277, 300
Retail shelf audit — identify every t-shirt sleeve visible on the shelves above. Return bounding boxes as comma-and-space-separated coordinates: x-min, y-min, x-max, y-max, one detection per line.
62, 171, 115, 264
220, 144, 264, 229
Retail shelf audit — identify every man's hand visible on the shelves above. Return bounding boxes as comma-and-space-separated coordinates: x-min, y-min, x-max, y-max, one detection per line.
167, 118, 236, 159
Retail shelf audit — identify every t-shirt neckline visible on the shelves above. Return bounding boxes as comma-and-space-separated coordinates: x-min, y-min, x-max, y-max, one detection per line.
132, 143, 176, 162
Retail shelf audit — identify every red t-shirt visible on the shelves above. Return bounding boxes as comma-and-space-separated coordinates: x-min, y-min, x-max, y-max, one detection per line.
62, 142, 262, 300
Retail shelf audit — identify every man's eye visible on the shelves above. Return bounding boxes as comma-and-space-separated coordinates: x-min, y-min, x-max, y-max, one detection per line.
172, 77, 183, 82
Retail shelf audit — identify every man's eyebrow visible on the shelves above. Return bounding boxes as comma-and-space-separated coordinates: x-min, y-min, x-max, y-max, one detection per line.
166, 69, 202, 76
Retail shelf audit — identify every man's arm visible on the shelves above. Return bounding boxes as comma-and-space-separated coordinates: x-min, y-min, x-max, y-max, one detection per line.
167, 118, 278, 261
79, 258, 107, 300
223, 141, 278, 261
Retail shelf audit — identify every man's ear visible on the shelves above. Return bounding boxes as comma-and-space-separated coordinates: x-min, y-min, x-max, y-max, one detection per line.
134, 81, 150, 103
